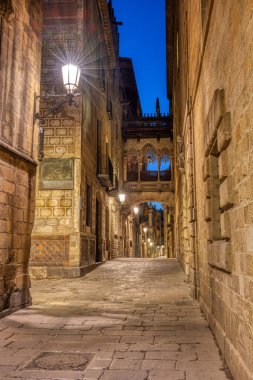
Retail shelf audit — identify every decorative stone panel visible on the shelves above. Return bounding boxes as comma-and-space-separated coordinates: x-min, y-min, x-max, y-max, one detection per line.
30, 235, 70, 265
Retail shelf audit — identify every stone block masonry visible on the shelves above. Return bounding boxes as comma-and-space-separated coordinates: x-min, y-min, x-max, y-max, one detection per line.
0, 152, 36, 314
170, 0, 253, 378
0, 0, 42, 315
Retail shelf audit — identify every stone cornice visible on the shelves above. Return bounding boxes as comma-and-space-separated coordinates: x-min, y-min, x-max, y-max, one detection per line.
97, 0, 116, 68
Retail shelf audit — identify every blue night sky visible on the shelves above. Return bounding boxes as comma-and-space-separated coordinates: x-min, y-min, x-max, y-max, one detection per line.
112, 0, 168, 114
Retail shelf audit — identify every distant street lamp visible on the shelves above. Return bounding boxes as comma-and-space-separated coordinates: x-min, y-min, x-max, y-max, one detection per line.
133, 207, 139, 215
143, 227, 148, 233
119, 193, 126, 204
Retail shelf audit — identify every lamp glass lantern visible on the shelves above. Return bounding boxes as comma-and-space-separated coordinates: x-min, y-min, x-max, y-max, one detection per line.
119, 193, 126, 204
133, 207, 139, 215
143, 227, 148, 233
62, 64, 81, 93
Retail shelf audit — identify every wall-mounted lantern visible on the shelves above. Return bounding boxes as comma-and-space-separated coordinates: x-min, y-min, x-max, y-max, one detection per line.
35, 63, 81, 160
133, 207, 139, 215
119, 193, 126, 204
62, 64, 81, 94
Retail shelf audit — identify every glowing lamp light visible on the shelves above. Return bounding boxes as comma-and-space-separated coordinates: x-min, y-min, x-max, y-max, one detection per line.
143, 227, 148, 233
148, 238, 151, 243
62, 64, 81, 93
133, 207, 139, 215
119, 193, 126, 204
150, 242, 153, 247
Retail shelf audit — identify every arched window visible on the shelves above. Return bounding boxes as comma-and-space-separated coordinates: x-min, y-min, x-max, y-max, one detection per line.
141, 144, 158, 181
160, 149, 171, 181
127, 151, 138, 181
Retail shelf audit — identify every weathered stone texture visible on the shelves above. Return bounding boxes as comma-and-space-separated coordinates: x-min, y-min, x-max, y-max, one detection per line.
171, 0, 253, 378
0, 1, 42, 315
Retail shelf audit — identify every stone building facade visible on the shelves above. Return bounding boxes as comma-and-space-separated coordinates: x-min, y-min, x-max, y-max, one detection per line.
0, 0, 42, 315
30, 0, 135, 278
167, 0, 253, 378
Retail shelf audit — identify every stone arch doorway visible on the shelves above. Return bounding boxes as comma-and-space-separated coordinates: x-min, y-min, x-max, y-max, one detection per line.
127, 201, 173, 258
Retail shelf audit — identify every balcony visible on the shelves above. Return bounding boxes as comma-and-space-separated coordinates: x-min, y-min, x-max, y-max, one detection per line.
125, 168, 174, 194
125, 181, 175, 193
160, 170, 172, 181
97, 156, 114, 188
127, 171, 138, 182
140, 171, 158, 181
107, 174, 119, 197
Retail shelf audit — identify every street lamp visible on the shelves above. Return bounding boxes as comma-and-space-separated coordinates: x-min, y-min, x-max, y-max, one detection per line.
62, 64, 81, 94
119, 193, 126, 204
148, 238, 151, 243
143, 227, 147, 233
35, 63, 81, 160
133, 207, 139, 215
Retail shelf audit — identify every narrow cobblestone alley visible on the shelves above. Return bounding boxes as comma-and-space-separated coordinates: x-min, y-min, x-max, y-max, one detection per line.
0, 259, 232, 380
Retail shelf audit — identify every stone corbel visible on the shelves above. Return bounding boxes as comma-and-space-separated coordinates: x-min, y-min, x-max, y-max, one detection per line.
0, 0, 14, 22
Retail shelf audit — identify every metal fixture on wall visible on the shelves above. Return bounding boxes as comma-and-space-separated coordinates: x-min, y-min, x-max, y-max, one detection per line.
34, 63, 81, 160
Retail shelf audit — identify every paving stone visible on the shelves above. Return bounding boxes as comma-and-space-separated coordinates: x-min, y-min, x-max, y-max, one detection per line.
177, 359, 225, 370
142, 359, 176, 370
149, 370, 185, 380
186, 370, 230, 380
0, 259, 232, 380
145, 351, 197, 361
113, 351, 145, 359
100, 369, 148, 380
0, 366, 17, 377
82, 368, 104, 379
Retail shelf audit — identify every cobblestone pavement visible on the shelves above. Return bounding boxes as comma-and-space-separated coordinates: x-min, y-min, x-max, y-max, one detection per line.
0, 258, 232, 380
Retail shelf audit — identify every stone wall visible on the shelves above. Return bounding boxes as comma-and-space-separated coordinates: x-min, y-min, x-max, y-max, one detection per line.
170, 0, 253, 378
0, 0, 42, 314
